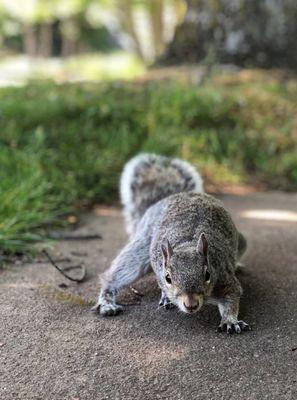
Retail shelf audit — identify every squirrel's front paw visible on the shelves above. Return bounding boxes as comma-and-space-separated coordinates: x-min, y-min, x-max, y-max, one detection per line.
218, 319, 250, 334
159, 293, 176, 310
91, 300, 123, 317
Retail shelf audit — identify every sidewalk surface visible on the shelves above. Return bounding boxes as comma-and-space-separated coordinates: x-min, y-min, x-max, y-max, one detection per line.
1, 192, 296, 400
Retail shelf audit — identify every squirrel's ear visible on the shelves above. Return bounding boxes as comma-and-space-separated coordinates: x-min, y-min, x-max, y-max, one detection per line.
197, 232, 208, 258
161, 239, 173, 265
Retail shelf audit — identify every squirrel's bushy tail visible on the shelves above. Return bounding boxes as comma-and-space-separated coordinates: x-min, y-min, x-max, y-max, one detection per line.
120, 153, 204, 236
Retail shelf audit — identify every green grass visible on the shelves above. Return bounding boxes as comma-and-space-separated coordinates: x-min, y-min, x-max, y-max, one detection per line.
0, 147, 59, 253
0, 70, 296, 254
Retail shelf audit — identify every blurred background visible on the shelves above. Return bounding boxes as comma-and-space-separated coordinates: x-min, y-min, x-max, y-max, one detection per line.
0, 0, 297, 254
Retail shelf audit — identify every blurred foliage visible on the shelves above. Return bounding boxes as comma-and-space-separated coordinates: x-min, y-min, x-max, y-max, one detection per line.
0, 0, 185, 61
0, 69, 296, 254
162, 0, 297, 69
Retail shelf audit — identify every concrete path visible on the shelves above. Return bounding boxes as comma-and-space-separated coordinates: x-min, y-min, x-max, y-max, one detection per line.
1, 192, 296, 400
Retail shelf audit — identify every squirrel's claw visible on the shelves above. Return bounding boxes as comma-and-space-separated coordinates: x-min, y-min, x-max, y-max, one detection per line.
91, 301, 123, 317
159, 294, 176, 310
218, 320, 250, 334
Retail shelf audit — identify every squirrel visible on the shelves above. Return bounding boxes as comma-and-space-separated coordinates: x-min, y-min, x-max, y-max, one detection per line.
119, 153, 204, 237
92, 153, 249, 334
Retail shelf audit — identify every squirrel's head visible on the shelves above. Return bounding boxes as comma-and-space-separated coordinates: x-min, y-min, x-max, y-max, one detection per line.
161, 233, 213, 314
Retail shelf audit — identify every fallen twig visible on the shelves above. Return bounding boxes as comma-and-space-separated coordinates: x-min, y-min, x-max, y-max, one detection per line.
23, 258, 72, 264
118, 301, 142, 306
43, 250, 86, 282
70, 251, 88, 257
47, 232, 102, 241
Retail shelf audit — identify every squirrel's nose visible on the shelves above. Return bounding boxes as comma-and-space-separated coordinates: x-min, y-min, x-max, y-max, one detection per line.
183, 302, 198, 312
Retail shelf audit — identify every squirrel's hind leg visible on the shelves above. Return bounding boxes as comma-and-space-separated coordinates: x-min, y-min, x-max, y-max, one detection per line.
92, 238, 151, 316
236, 232, 247, 270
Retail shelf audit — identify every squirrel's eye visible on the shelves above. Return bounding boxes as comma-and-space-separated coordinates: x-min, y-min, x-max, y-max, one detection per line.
205, 270, 211, 283
165, 274, 172, 284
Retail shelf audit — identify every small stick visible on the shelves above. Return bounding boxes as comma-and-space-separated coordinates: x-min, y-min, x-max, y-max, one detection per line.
118, 301, 142, 306
23, 258, 72, 264
43, 250, 86, 282
47, 232, 102, 241
70, 251, 88, 257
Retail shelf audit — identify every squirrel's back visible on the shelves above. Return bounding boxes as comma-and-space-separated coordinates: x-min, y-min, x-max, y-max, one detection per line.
120, 153, 203, 235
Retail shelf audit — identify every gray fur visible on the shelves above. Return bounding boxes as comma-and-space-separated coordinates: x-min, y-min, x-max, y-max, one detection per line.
120, 153, 203, 236
93, 156, 249, 334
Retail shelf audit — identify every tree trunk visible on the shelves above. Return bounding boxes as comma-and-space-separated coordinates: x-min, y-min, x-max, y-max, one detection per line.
148, 0, 165, 58
39, 23, 53, 58
117, 0, 144, 60
60, 18, 79, 57
160, 0, 297, 69
22, 23, 37, 57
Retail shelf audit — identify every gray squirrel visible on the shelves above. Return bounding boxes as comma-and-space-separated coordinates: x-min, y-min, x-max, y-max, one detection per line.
92, 153, 249, 334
